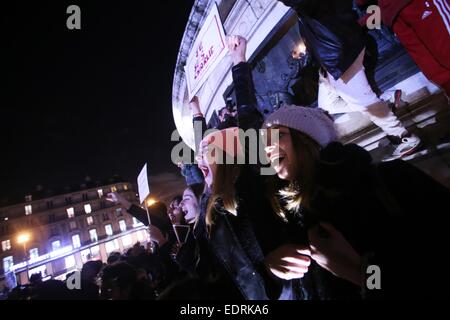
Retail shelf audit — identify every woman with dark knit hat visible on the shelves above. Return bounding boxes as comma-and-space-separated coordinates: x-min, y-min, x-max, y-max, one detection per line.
262, 104, 450, 298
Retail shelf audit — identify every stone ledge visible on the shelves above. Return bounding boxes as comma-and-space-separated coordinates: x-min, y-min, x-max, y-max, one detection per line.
338, 91, 450, 187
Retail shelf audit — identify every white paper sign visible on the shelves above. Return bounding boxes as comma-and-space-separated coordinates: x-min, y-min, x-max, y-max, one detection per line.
185, 3, 228, 101
137, 163, 150, 204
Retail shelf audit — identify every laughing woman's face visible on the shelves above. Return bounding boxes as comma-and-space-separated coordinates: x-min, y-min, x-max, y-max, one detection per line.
264, 126, 298, 181
195, 140, 216, 188
180, 188, 199, 224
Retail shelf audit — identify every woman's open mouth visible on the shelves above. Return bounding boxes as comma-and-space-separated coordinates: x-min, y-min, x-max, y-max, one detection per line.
270, 154, 285, 166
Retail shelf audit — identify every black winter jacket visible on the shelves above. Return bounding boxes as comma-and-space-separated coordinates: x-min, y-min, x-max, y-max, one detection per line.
289, 142, 450, 299
195, 184, 300, 300
191, 62, 301, 300
280, 0, 366, 80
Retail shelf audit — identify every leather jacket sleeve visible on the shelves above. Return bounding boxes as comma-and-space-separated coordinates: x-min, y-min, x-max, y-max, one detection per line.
232, 62, 263, 131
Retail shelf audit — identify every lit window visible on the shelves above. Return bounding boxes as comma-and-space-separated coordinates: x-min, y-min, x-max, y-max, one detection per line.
67, 207, 75, 218
97, 189, 103, 198
2, 239, 11, 252
25, 195, 32, 202
132, 217, 143, 227
105, 224, 113, 236
90, 245, 100, 259
105, 239, 119, 254
89, 229, 98, 242
119, 220, 127, 232
52, 240, 61, 251
81, 249, 91, 263
69, 221, 77, 230
72, 234, 81, 248
28, 265, 47, 279
84, 204, 92, 214
4, 217, 8, 221
111, 186, 117, 193
121, 234, 132, 247
136, 230, 147, 242
3, 256, 14, 273
29, 248, 39, 260
115, 208, 123, 217
25, 205, 32, 215
86, 216, 94, 226
124, 184, 128, 191
65, 255, 76, 269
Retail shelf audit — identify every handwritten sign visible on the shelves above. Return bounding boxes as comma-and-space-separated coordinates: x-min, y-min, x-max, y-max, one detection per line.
185, 3, 227, 101
137, 163, 150, 204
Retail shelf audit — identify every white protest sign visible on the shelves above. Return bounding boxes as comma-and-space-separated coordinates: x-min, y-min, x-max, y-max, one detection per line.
137, 163, 150, 204
185, 3, 228, 101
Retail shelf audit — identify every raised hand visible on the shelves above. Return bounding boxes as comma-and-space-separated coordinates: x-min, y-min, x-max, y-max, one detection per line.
106, 192, 131, 210
189, 96, 202, 116
227, 35, 247, 65
105, 192, 118, 203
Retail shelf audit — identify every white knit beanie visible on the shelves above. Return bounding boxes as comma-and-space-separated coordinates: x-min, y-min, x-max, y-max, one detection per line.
263, 104, 338, 147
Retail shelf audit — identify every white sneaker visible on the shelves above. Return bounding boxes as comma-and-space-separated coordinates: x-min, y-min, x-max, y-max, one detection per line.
382, 134, 422, 162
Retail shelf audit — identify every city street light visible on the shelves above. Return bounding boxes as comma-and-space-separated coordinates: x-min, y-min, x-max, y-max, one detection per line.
144, 198, 158, 253
146, 198, 157, 207
17, 233, 31, 284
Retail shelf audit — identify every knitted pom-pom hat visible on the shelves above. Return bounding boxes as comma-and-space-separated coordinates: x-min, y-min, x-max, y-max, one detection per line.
263, 105, 338, 147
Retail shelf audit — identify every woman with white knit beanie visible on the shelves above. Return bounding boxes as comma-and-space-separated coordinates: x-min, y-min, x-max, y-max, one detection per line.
261, 104, 449, 299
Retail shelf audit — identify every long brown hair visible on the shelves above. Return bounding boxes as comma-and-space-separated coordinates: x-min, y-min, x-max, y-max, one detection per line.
186, 183, 204, 202
270, 128, 321, 220
205, 161, 241, 228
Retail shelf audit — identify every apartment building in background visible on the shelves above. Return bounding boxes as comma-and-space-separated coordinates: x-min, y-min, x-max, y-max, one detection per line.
0, 177, 149, 288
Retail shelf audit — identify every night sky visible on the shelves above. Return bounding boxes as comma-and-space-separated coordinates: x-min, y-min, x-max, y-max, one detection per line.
2, 1, 195, 201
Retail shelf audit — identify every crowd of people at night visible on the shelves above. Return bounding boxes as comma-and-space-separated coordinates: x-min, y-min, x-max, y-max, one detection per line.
4, 0, 450, 300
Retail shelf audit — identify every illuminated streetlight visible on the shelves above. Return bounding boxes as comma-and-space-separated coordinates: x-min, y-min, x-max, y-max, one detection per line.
17, 233, 31, 284
146, 198, 157, 207
17, 233, 30, 245
144, 198, 157, 253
